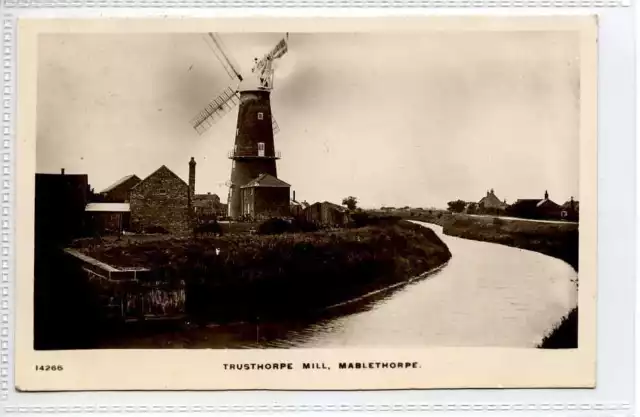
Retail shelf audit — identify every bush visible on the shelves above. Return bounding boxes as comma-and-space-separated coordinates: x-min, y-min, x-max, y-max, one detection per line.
194, 221, 223, 236
80, 220, 452, 322
144, 225, 169, 234
350, 212, 371, 228
291, 218, 319, 233
257, 217, 320, 235
257, 218, 292, 235
350, 212, 400, 228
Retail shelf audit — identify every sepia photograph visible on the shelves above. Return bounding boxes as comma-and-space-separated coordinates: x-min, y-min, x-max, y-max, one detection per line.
15, 16, 598, 391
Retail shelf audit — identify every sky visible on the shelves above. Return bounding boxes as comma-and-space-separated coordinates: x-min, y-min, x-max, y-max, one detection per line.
36, 31, 581, 209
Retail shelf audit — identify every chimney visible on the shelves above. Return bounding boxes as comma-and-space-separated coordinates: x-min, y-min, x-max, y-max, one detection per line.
544, 190, 549, 200
189, 157, 196, 198
188, 157, 196, 218
293, 190, 296, 201
61, 168, 65, 175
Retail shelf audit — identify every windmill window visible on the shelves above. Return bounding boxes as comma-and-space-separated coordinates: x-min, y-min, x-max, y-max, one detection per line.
257, 112, 264, 120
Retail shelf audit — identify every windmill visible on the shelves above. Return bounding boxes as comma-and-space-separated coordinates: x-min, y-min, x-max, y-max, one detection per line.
190, 33, 289, 219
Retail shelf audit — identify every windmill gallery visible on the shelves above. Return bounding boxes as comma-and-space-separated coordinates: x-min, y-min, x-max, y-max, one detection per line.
32, 31, 579, 351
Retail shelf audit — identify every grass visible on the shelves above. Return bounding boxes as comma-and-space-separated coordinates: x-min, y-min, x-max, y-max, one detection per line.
367, 209, 452, 227
442, 214, 579, 270
74, 220, 452, 323
538, 307, 578, 349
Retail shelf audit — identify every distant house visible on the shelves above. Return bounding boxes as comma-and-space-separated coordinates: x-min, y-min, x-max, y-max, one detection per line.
129, 165, 191, 234
507, 190, 562, 220
290, 199, 305, 217
99, 174, 141, 202
193, 193, 226, 219
304, 201, 350, 227
240, 173, 291, 220
560, 197, 579, 221
477, 189, 507, 213
289, 191, 308, 217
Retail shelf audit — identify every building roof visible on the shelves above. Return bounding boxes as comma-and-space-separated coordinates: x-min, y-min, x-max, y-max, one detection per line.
309, 201, 348, 212
478, 190, 507, 208
511, 198, 560, 210
194, 193, 220, 202
561, 200, 580, 210
193, 193, 224, 208
241, 173, 291, 188
100, 174, 140, 194
85, 202, 131, 212
131, 165, 187, 191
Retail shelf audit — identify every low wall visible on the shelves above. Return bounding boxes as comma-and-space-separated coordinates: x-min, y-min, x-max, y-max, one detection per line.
64, 248, 186, 322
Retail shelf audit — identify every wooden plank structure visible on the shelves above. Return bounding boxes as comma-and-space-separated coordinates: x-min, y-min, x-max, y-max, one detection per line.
64, 248, 186, 323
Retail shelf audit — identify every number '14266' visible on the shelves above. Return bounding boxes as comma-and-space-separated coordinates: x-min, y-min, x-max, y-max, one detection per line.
35, 365, 63, 371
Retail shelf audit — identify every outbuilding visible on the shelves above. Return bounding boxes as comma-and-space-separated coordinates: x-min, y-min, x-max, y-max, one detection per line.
304, 201, 350, 227
240, 173, 291, 220
85, 202, 131, 235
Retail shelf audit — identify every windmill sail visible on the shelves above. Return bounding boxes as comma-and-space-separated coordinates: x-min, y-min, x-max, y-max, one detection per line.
190, 86, 240, 135
252, 37, 289, 76
272, 116, 280, 135
203, 33, 244, 82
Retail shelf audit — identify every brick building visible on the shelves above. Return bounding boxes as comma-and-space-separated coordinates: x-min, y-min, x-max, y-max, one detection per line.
239, 173, 291, 220
129, 165, 191, 234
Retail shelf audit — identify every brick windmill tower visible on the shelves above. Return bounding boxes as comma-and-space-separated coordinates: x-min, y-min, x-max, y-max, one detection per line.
190, 34, 289, 218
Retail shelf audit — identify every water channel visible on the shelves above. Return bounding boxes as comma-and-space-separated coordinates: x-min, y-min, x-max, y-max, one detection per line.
108, 221, 578, 349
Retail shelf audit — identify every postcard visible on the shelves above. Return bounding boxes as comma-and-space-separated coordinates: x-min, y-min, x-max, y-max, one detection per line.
15, 15, 597, 391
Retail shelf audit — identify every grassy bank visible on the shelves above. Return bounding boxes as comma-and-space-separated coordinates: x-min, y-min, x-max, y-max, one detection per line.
442, 214, 579, 270
538, 307, 578, 349
367, 209, 452, 227
75, 220, 451, 323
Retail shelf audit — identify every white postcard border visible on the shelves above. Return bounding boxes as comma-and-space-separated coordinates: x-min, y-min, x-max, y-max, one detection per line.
0, 5, 636, 415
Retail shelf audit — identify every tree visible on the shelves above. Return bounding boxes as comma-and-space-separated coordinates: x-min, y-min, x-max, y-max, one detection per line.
447, 199, 467, 213
342, 196, 358, 211
466, 202, 478, 214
